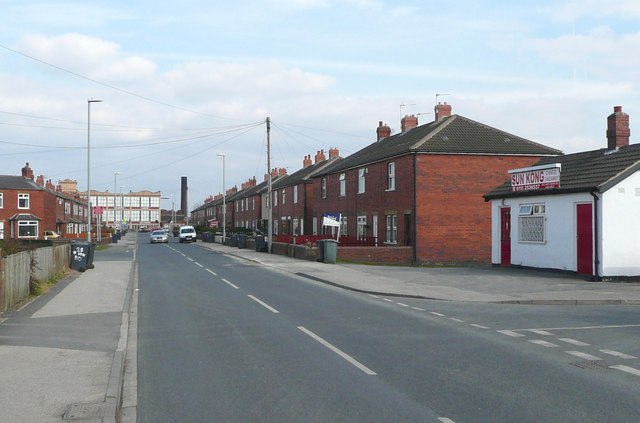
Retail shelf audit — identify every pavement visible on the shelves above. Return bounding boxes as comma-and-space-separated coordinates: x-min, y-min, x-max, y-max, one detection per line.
2, 234, 640, 423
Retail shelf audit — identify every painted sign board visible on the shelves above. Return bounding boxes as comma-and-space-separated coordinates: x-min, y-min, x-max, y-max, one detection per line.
509, 163, 561, 192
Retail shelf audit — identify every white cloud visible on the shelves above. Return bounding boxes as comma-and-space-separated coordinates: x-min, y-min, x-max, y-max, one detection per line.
549, 0, 640, 22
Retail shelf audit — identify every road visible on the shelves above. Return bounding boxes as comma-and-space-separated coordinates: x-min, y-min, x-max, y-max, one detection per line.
135, 235, 640, 422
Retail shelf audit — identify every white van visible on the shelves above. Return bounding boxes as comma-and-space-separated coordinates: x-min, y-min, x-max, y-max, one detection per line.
178, 226, 197, 243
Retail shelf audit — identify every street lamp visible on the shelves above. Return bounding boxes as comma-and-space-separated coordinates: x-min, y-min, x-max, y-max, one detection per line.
87, 98, 102, 242
217, 153, 226, 242
113, 172, 120, 228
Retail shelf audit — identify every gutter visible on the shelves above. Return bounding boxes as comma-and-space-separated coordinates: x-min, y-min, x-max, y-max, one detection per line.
589, 191, 601, 281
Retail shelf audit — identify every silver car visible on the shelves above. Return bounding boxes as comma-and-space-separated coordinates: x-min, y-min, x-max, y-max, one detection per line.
150, 229, 169, 244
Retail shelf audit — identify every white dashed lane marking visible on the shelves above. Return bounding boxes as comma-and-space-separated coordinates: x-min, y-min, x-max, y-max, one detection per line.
529, 329, 553, 336
247, 295, 279, 313
610, 365, 640, 377
298, 326, 376, 376
205, 268, 217, 276
222, 278, 240, 289
430, 312, 445, 317
600, 349, 637, 360
470, 324, 489, 329
566, 351, 602, 361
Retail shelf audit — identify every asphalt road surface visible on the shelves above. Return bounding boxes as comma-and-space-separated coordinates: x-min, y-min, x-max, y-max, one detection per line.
135, 235, 640, 423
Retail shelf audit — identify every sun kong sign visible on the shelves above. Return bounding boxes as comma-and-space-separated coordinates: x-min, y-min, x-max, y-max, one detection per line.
508, 163, 561, 192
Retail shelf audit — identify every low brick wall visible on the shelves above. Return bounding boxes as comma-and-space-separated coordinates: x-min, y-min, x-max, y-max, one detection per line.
337, 246, 413, 264
268, 242, 413, 264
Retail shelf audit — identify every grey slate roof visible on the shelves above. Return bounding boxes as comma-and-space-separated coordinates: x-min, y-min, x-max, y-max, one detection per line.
272, 156, 342, 189
0, 175, 43, 190
317, 114, 563, 176
484, 143, 640, 200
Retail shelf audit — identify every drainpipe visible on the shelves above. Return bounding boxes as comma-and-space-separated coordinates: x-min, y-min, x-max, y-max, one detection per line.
589, 191, 601, 281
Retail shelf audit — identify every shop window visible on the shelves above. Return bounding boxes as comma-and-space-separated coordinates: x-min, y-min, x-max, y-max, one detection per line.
518, 203, 546, 243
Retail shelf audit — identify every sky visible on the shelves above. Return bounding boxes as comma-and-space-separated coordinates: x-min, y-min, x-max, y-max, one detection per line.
1, 0, 639, 211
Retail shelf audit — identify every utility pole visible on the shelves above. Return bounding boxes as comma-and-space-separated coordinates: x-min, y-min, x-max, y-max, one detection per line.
266, 117, 272, 254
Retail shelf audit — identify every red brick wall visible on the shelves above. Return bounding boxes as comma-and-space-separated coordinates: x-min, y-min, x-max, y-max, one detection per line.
313, 155, 415, 241
337, 246, 413, 264
414, 154, 542, 264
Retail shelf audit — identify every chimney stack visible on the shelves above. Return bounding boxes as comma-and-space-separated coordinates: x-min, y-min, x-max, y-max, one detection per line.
303, 155, 313, 168
314, 149, 326, 164
46, 179, 55, 190
181, 176, 188, 214
607, 105, 630, 149
376, 121, 391, 141
435, 102, 452, 122
328, 147, 339, 159
21, 162, 34, 179
401, 115, 418, 132
36, 175, 45, 186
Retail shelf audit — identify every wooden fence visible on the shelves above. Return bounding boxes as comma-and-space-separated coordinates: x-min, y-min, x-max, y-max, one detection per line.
0, 244, 70, 312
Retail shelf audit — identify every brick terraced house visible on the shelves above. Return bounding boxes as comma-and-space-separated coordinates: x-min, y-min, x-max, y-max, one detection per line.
0, 163, 89, 239
312, 103, 563, 264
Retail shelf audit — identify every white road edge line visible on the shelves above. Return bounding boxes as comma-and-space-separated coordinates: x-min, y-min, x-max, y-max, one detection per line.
558, 338, 590, 346
528, 339, 559, 348
600, 349, 637, 359
297, 326, 377, 376
565, 351, 602, 361
205, 268, 217, 276
247, 295, 279, 313
529, 329, 553, 336
222, 278, 240, 289
610, 365, 640, 377
498, 330, 525, 337
470, 324, 489, 329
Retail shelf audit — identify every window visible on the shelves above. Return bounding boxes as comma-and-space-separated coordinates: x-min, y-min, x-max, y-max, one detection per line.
107, 196, 114, 207
358, 168, 366, 194
150, 197, 160, 208
357, 215, 367, 238
321, 178, 327, 199
385, 214, 397, 243
123, 196, 130, 207
340, 215, 348, 236
131, 197, 140, 207
274, 191, 278, 206
294, 185, 298, 204
339, 173, 346, 196
387, 162, 396, 191
0, 192, 3, 208
65, 202, 71, 214
18, 220, 38, 238
18, 193, 30, 209
282, 189, 286, 205
252, 197, 255, 210
141, 197, 150, 208
518, 203, 546, 243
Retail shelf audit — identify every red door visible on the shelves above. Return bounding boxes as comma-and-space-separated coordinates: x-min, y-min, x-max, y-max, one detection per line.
500, 207, 511, 266
576, 203, 593, 275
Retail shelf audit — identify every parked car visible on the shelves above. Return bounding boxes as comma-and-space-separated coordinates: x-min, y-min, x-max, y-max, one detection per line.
150, 229, 169, 244
178, 226, 197, 243
44, 230, 60, 239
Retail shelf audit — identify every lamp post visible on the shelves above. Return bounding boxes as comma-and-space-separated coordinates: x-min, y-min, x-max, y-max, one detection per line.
217, 153, 226, 242
87, 98, 102, 242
